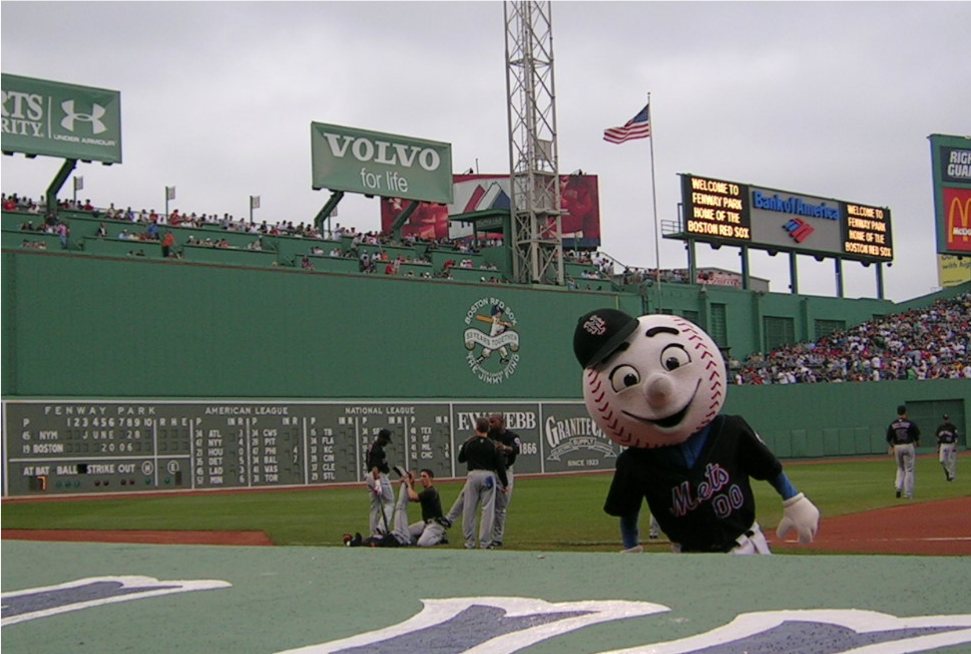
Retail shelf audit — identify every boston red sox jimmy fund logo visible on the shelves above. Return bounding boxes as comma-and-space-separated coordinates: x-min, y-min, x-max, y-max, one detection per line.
463, 297, 520, 384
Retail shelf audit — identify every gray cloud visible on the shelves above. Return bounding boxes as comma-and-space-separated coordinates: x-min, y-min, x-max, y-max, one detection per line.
3, 1, 968, 301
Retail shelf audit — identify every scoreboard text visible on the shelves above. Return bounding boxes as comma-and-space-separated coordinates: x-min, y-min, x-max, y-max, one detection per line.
679, 173, 893, 263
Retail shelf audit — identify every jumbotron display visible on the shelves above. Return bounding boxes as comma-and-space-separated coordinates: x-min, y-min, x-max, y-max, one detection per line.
679, 174, 893, 263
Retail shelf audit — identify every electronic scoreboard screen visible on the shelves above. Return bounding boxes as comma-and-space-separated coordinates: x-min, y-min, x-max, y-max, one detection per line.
842, 202, 893, 260
679, 173, 893, 263
680, 174, 752, 243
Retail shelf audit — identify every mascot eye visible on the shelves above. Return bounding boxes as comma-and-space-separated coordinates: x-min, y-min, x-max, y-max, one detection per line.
609, 365, 641, 392
660, 345, 690, 371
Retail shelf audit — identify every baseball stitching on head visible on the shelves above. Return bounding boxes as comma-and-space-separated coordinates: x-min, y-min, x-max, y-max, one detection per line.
673, 317, 723, 430
586, 368, 627, 442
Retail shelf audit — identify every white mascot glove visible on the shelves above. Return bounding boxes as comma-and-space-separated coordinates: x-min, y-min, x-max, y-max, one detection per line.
775, 492, 819, 544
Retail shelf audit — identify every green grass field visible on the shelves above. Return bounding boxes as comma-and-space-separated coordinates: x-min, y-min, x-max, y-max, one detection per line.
2, 454, 967, 551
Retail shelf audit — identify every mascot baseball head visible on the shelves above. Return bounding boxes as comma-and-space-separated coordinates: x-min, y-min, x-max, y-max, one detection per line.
574, 309, 726, 449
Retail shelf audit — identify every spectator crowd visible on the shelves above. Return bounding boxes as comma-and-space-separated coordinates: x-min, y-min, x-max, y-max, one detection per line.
732, 293, 971, 384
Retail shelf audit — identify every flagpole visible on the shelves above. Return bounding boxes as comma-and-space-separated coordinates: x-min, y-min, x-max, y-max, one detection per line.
647, 92, 662, 310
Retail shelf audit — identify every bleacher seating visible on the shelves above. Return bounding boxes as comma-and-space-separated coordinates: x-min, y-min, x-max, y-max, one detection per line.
81, 236, 162, 258
1, 205, 523, 287
181, 244, 278, 267
2, 229, 63, 251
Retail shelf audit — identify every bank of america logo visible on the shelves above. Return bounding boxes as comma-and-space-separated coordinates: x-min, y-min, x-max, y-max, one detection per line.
60, 100, 108, 134
782, 217, 814, 243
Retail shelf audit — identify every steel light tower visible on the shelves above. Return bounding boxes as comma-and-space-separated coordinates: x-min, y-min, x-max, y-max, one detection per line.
503, 1, 563, 285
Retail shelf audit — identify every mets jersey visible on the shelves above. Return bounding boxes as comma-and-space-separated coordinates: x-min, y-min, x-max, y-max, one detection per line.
604, 415, 783, 553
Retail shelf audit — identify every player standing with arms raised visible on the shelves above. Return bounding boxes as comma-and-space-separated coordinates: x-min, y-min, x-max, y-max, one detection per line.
365, 428, 395, 535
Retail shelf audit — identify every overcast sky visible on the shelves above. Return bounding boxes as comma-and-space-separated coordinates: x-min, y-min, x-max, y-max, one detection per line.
3, 1, 969, 302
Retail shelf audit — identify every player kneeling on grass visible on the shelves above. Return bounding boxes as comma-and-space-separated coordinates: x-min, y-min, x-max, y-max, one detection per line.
574, 309, 819, 555
344, 468, 451, 548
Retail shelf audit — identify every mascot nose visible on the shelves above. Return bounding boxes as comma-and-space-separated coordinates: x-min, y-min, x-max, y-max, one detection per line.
644, 373, 674, 409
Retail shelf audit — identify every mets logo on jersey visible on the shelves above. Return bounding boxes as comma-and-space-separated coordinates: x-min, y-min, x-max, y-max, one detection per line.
463, 297, 520, 384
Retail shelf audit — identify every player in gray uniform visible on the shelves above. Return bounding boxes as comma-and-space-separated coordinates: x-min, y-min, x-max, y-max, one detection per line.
344, 468, 449, 547
488, 413, 521, 547
390, 468, 449, 546
456, 416, 508, 549
364, 429, 394, 535
936, 414, 959, 482
886, 405, 920, 499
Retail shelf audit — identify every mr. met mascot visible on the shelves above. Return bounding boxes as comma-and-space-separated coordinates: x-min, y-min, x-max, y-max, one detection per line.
574, 309, 819, 554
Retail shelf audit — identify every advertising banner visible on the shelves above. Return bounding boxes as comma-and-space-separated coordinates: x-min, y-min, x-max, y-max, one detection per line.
310, 122, 453, 204
1, 73, 122, 163
679, 173, 893, 263
929, 134, 971, 257
944, 187, 971, 253
380, 173, 602, 247
938, 254, 971, 287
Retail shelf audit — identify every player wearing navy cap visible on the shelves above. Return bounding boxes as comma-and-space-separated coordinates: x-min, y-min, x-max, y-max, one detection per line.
887, 405, 920, 498
935, 414, 959, 482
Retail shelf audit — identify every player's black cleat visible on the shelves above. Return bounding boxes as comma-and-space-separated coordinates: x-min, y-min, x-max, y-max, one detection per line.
896, 490, 902, 498
392, 465, 407, 479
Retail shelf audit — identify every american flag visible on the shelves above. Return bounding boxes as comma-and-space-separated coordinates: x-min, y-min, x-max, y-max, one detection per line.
603, 103, 651, 144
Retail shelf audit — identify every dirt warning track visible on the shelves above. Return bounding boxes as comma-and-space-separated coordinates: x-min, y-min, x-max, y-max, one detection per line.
771, 495, 971, 555
5, 496, 970, 555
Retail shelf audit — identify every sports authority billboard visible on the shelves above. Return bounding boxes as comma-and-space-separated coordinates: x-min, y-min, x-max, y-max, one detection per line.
310, 122, 453, 205
1, 74, 122, 164
928, 134, 971, 256
379, 173, 602, 248
679, 173, 893, 263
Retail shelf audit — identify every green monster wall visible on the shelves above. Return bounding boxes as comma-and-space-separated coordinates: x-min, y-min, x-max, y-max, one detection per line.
2, 248, 967, 497
1, 249, 642, 398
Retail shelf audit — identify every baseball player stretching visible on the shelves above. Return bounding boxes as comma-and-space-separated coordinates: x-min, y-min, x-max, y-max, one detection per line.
886, 405, 920, 499
936, 414, 959, 482
365, 429, 395, 535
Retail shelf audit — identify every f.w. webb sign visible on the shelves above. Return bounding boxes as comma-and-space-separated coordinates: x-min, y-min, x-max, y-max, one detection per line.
311, 122, 453, 205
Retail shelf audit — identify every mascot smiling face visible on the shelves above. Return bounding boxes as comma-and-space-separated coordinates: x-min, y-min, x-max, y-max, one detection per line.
574, 309, 726, 449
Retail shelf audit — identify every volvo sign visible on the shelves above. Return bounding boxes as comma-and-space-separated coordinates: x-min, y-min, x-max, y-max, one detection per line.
311, 122, 453, 204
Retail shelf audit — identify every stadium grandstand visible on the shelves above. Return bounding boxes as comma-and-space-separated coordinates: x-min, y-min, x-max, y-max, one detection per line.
3, 180, 969, 499
2, 10, 968, 497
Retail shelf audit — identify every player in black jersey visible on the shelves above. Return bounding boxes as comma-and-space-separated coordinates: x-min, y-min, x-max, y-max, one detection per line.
345, 468, 450, 548
574, 309, 819, 554
488, 413, 522, 547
